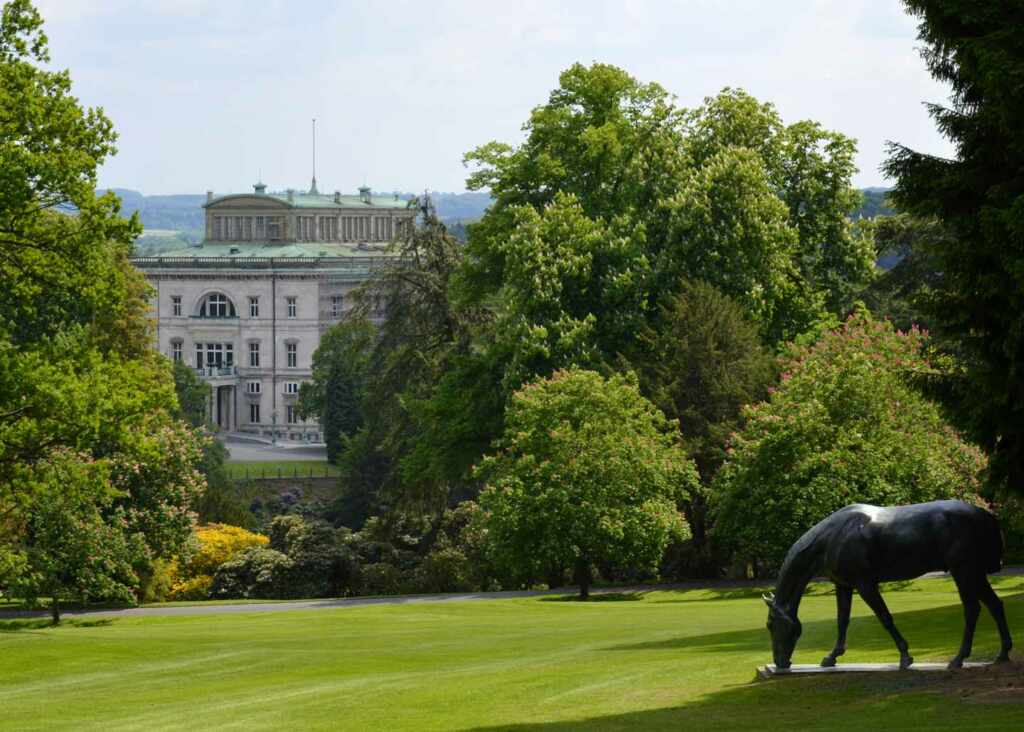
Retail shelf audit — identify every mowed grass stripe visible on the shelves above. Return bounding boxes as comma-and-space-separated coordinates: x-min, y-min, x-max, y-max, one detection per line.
1, 577, 1023, 730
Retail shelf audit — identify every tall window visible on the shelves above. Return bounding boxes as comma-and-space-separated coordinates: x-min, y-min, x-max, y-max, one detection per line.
287, 297, 297, 318
249, 403, 260, 423
248, 342, 260, 368
171, 295, 182, 316
331, 295, 343, 318
286, 405, 297, 424
171, 341, 182, 362
249, 296, 259, 318
286, 343, 297, 368
255, 216, 265, 239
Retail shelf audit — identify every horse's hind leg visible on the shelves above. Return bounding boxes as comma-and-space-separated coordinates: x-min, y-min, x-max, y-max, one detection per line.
949, 569, 981, 670
856, 582, 913, 669
821, 585, 853, 667
978, 577, 1013, 662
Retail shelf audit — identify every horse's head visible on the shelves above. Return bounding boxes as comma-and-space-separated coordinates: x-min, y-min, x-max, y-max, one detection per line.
763, 592, 801, 669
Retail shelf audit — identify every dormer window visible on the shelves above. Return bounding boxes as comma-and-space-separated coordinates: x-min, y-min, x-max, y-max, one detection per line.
198, 292, 236, 318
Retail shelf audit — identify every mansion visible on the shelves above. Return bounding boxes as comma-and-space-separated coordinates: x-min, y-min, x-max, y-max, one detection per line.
132, 183, 413, 442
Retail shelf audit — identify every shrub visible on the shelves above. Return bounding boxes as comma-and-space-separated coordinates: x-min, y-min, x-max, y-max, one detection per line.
168, 574, 213, 601
184, 524, 268, 578
209, 547, 294, 599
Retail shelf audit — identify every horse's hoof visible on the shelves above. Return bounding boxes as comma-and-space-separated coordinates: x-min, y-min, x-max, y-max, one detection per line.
947, 657, 963, 670
820, 656, 837, 668
995, 651, 1011, 664
900, 656, 914, 670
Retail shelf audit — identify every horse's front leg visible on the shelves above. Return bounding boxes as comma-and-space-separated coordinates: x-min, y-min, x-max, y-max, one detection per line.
857, 582, 913, 670
948, 570, 982, 670
821, 585, 853, 667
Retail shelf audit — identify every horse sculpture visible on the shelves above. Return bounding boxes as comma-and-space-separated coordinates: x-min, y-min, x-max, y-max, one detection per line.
764, 500, 1012, 671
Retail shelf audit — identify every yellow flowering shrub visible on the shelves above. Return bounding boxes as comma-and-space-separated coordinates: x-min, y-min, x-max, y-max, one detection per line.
168, 574, 213, 601
182, 523, 268, 578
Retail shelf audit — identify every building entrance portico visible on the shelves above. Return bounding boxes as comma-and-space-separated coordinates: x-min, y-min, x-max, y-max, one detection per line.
211, 384, 237, 431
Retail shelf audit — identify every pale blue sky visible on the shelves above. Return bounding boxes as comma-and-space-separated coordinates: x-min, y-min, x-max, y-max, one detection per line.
36, 0, 952, 195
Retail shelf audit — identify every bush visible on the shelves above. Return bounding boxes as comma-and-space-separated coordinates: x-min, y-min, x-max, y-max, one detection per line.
168, 574, 213, 601
184, 524, 268, 578
210, 547, 294, 599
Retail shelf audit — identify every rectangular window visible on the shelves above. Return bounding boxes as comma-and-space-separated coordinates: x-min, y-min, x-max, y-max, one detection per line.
213, 217, 222, 240
234, 216, 243, 241
331, 295, 344, 317
246, 381, 261, 394
171, 342, 182, 362
249, 403, 260, 423
245, 217, 253, 240
255, 216, 265, 239
195, 344, 203, 369
286, 405, 297, 424
285, 381, 299, 395
171, 295, 182, 316
224, 343, 233, 367
248, 342, 260, 368
286, 343, 297, 368
287, 297, 297, 318
249, 296, 259, 318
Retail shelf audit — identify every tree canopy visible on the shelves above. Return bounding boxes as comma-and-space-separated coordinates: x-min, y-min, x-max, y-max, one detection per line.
712, 311, 986, 568
884, 1, 1024, 494
476, 369, 696, 597
0, 1, 205, 617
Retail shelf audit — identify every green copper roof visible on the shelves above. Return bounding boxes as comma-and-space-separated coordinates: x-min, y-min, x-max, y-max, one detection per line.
153, 242, 397, 258
207, 191, 411, 209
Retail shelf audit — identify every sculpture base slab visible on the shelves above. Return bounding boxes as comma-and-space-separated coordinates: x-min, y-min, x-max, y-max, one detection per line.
758, 661, 992, 679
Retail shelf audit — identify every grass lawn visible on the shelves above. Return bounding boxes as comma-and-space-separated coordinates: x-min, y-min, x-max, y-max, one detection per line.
1, 576, 1023, 730
224, 460, 339, 480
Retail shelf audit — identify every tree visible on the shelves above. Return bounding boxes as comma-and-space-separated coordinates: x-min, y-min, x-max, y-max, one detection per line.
172, 360, 210, 428
884, 2, 1024, 494
463, 65, 874, 347
638, 280, 777, 574
0, 2, 205, 616
712, 311, 986, 569
297, 318, 374, 464
476, 369, 696, 598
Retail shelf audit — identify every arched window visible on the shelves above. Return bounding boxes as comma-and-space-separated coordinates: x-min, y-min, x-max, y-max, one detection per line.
198, 292, 236, 318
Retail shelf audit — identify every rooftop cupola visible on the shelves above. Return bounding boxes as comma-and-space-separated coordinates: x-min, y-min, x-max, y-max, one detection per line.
333, 190, 341, 203
253, 181, 267, 195
287, 189, 295, 203
359, 185, 372, 204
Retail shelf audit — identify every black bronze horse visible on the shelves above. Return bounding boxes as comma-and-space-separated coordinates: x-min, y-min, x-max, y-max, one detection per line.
764, 500, 1012, 670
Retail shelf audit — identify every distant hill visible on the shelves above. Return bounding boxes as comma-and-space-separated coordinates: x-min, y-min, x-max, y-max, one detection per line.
853, 188, 895, 219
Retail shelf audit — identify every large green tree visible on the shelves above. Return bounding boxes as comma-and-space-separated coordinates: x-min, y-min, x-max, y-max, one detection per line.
476, 369, 697, 598
638, 280, 777, 574
884, 1, 1024, 493
712, 311, 986, 569
0, 1, 205, 616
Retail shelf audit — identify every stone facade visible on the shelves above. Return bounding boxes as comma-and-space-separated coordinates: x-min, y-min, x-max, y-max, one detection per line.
133, 184, 412, 442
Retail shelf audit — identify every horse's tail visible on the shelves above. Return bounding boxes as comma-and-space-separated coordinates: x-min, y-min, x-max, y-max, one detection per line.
982, 508, 1004, 574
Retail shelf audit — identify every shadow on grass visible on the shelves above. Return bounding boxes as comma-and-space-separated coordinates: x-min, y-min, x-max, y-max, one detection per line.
604, 591, 1024, 660
470, 661, 1024, 731
541, 592, 648, 603
0, 617, 114, 632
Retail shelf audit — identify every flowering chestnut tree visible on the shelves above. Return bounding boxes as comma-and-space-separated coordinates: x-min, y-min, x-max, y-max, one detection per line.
712, 311, 986, 568
476, 369, 697, 598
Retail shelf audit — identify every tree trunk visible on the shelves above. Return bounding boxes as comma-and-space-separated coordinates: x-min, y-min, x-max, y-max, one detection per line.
575, 558, 591, 600
50, 598, 60, 625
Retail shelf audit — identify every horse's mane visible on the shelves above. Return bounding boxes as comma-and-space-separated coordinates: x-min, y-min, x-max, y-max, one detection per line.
776, 511, 841, 589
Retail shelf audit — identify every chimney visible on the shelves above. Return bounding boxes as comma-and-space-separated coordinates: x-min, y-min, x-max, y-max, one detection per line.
206, 190, 214, 203
359, 185, 371, 205
333, 190, 341, 204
